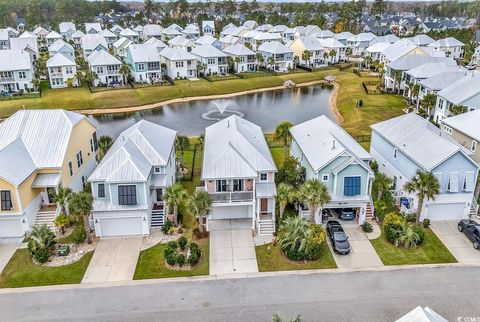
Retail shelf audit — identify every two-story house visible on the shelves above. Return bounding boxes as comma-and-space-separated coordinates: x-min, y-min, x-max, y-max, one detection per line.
441, 110, 480, 164
45, 31, 62, 46
317, 38, 346, 64
0, 29, 10, 50
142, 24, 163, 41
125, 44, 162, 83
195, 34, 222, 50
200, 115, 277, 235
0, 110, 98, 237
81, 34, 108, 58
202, 21, 215, 35
222, 44, 256, 73
85, 23, 102, 34
290, 116, 374, 224
10, 32, 39, 61
47, 53, 78, 88
257, 41, 294, 72
71, 30, 85, 49
159, 46, 198, 79
48, 39, 75, 61
112, 37, 132, 58
289, 36, 325, 67
59, 22, 76, 42
0, 49, 34, 93
191, 44, 228, 75
168, 35, 195, 52
428, 37, 464, 59
88, 120, 176, 237
370, 113, 479, 221
346, 32, 377, 55
86, 50, 123, 87
119, 28, 139, 43
100, 29, 118, 48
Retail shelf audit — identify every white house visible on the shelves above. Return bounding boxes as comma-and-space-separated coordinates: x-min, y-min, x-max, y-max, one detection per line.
33, 26, 49, 39
418, 70, 466, 100
142, 24, 163, 41
100, 29, 117, 48
112, 37, 132, 58
110, 25, 124, 36
191, 44, 228, 75
219, 34, 240, 49
195, 34, 222, 50
428, 37, 464, 59
161, 26, 182, 42
408, 34, 435, 47
87, 50, 123, 87
202, 21, 215, 35
257, 41, 294, 72
10, 32, 39, 61
222, 43, 256, 73
168, 35, 195, 52
0, 50, 34, 93
81, 34, 108, 57
71, 30, 85, 49
89, 120, 176, 237
59, 22, 76, 42
85, 22, 102, 34
346, 32, 376, 55
317, 38, 346, 64
125, 44, 162, 84
289, 36, 325, 67
0, 29, 10, 50
48, 39, 75, 60
45, 31, 62, 46
159, 47, 198, 80
144, 37, 167, 53
182, 25, 200, 40
200, 115, 277, 235
119, 28, 139, 43
47, 53, 78, 88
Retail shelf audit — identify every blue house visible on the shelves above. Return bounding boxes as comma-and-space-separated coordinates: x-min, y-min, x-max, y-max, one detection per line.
125, 44, 162, 84
290, 116, 374, 224
370, 113, 479, 221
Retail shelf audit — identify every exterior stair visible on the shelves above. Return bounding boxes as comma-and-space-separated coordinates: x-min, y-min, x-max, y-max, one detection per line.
365, 203, 374, 219
258, 219, 275, 235
34, 210, 56, 230
469, 203, 478, 217
151, 203, 166, 228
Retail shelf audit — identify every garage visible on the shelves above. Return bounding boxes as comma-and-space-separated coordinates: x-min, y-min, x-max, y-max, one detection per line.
210, 205, 251, 220
424, 203, 466, 221
97, 217, 144, 237
0, 218, 24, 238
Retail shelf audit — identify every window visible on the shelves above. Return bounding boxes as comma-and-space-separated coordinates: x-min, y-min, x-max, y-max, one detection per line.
322, 174, 329, 182
233, 179, 244, 192
393, 148, 397, 160
118, 185, 137, 205
18, 71, 26, 79
443, 125, 452, 134
98, 183, 105, 198
471, 140, 477, 152
65, 66, 73, 75
216, 180, 227, 192
155, 167, 160, 173
448, 172, 459, 192
138, 63, 145, 71
76, 151, 83, 168
96, 66, 104, 74
175, 61, 184, 68
92, 132, 98, 151
68, 161, 73, 176
260, 173, 268, 181
1, 190, 13, 210
464, 171, 474, 192
156, 189, 163, 202
207, 58, 216, 65
344, 177, 361, 196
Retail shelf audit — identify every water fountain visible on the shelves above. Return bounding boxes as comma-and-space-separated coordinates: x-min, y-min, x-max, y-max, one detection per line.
201, 99, 245, 121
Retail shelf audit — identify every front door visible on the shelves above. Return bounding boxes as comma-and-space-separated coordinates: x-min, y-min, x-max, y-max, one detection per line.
46, 187, 55, 204
260, 198, 268, 213
156, 189, 163, 202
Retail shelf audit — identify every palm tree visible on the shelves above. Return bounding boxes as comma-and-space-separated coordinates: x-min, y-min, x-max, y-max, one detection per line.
120, 63, 131, 85
68, 192, 94, 243
196, 62, 206, 75
395, 223, 421, 248
187, 190, 212, 231
410, 83, 420, 109
276, 183, 295, 220
450, 105, 468, 116
298, 179, 331, 222
277, 216, 310, 253
374, 172, 393, 201
267, 56, 275, 70
163, 183, 188, 225
85, 70, 97, 86
403, 170, 440, 224
301, 50, 310, 66
256, 53, 264, 70
234, 56, 241, 73
322, 51, 328, 64
176, 135, 190, 172
98, 135, 113, 160
27, 224, 56, 263
345, 47, 352, 61
329, 49, 337, 64
274, 121, 293, 159
49, 187, 73, 216
422, 93, 437, 119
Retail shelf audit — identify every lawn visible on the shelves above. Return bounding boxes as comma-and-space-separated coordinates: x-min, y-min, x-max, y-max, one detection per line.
255, 242, 337, 272
370, 228, 457, 266
133, 238, 209, 279
0, 249, 94, 288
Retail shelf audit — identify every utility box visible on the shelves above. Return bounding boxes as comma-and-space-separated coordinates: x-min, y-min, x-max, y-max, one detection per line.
57, 245, 70, 256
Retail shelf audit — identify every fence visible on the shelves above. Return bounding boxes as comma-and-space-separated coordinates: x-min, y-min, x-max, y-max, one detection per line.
0, 91, 40, 101
362, 81, 382, 95
337, 63, 355, 71
235, 70, 274, 79
200, 73, 239, 82
354, 135, 371, 143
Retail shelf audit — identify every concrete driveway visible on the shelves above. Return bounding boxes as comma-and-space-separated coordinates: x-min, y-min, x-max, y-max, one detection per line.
0, 238, 22, 273
327, 225, 383, 268
82, 237, 143, 284
430, 221, 480, 265
209, 219, 258, 275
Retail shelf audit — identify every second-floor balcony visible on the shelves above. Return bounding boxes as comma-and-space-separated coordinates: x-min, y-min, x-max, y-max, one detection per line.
0, 76, 15, 83
197, 187, 254, 203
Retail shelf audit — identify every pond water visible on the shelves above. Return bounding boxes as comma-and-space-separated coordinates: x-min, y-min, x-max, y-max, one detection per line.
90, 85, 333, 137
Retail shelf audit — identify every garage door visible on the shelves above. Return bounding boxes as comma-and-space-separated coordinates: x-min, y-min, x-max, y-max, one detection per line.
425, 203, 465, 221
0, 218, 23, 237
99, 217, 143, 237
211, 205, 251, 220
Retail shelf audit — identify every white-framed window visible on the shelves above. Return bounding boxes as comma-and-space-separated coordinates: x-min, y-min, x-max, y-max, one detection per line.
175, 61, 184, 68
138, 63, 146, 71
443, 125, 452, 134
65, 66, 73, 75
472, 140, 477, 152
393, 148, 397, 160
207, 58, 216, 65
322, 174, 329, 182
96, 66, 104, 74
18, 71, 26, 79
260, 173, 268, 181
68, 161, 73, 176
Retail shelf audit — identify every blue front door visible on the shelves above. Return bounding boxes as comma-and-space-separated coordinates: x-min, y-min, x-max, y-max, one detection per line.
344, 177, 361, 196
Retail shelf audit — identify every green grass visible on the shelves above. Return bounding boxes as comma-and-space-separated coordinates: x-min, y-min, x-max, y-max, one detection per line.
0, 249, 94, 288
255, 242, 337, 272
370, 228, 457, 266
133, 238, 209, 279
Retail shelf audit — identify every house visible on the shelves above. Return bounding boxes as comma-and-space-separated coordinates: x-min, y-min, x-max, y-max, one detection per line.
10, 32, 39, 61
88, 120, 176, 237
112, 37, 132, 58
289, 36, 325, 67
144, 37, 167, 53
45, 31, 62, 46
365, 42, 392, 61
418, 70, 466, 100
59, 22, 76, 42
433, 72, 480, 122
200, 115, 277, 235
0, 110, 98, 237
71, 30, 85, 49
243, 20, 259, 30
86, 50, 123, 87
81, 34, 108, 57
195, 34, 222, 50
428, 37, 464, 59
100, 29, 117, 48
191, 44, 228, 75
0, 29, 10, 50
290, 116, 374, 224
48, 39, 75, 60
142, 24, 163, 41
222, 44, 256, 73
441, 110, 480, 164
47, 53, 78, 88
346, 32, 377, 55
161, 26, 182, 42
125, 44, 162, 84
334, 31, 354, 45
119, 28, 139, 43
159, 47, 198, 79
219, 34, 240, 49
110, 24, 124, 36
85, 22, 102, 34
0, 50, 34, 93
250, 31, 283, 50
168, 35, 195, 52
33, 26, 49, 39
182, 25, 200, 40
317, 38, 346, 64
408, 34, 435, 47
202, 21, 215, 35
471, 46, 480, 65
257, 41, 294, 72
370, 113, 479, 221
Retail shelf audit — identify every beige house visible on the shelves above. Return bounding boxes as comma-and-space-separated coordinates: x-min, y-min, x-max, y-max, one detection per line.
441, 110, 480, 164
0, 110, 98, 237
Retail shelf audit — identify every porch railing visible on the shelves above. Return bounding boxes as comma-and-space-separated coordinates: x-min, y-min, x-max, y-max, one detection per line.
209, 191, 254, 203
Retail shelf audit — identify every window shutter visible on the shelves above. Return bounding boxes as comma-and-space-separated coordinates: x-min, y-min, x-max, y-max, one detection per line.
433, 172, 443, 192
464, 171, 474, 192
448, 172, 459, 193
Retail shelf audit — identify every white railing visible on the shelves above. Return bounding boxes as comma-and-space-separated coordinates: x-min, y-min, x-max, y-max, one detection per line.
209, 191, 254, 203
400, 203, 415, 215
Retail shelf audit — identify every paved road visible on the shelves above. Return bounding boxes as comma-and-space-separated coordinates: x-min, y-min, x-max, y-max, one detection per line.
1, 266, 479, 321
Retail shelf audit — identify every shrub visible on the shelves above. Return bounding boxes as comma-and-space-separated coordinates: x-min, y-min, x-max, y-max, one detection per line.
27, 225, 56, 264
167, 241, 177, 250
177, 254, 186, 267
422, 219, 431, 228
384, 212, 405, 226
71, 224, 87, 244
305, 224, 326, 260
361, 222, 373, 233
33, 248, 51, 264
165, 253, 177, 266
193, 227, 208, 239
405, 213, 417, 223
384, 223, 403, 244
188, 251, 199, 265
412, 226, 425, 245
178, 236, 188, 250
162, 220, 174, 234
167, 226, 176, 235
190, 242, 199, 253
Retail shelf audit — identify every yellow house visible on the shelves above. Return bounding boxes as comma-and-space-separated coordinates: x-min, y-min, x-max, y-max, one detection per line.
0, 110, 98, 237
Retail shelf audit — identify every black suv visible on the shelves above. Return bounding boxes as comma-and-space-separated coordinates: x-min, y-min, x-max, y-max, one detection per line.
458, 219, 480, 249
326, 220, 351, 254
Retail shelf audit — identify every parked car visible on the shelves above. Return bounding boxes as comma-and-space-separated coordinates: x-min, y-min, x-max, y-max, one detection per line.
326, 220, 351, 254
466, 63, 477, 70
458, 219, 480, 249
338, 208, 355, 220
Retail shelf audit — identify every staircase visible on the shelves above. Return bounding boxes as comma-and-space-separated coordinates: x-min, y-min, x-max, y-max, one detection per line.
469, 203, 478, 218
151, 203, 166, 228
258, 219, 275, 235
34, 208, 57, 230
365, 203, 374, 219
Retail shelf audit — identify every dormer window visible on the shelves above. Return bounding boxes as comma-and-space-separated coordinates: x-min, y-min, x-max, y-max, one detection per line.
260, 173, 268, 181
155, 167, 160, 173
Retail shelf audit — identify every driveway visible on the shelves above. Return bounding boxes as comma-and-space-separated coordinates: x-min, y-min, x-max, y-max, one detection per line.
0, 238, 22, 273
209, 219, 258, 275
327, 225, 383, 268
430, 221, 480, 265
82, 237, 143, 283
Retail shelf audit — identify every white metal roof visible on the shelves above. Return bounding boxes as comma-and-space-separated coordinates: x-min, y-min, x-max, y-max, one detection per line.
195, 34, 219, 46
428, 37, 464, 48
222, 43, 255, 56
159, 46, 196, 61
419, 70, 467, 91
113, 37, 132, 49
0, 139, 36, 186
0, 50, 32, 71
347, 32, 376, 42
89, 120, 176, 182
127, 44, 160, 63
437, 72, 480, 105
409, 34, 434, 46
258, 41, 293, 55
256, 182, 277, 197
46, 30, 62, 39
162, 26, 182, 36
100, 29, 116, 38
191, 44, 227, 58
292, 36, 323, 51
72, 30, 85, 38
32, 173, 62, 188
119, 28, 138, 37
48, 39, 74, 53
375, 34, 400, 44
219, 34, 240, 45
388, 55, 452, 71
46, 52, 75, 67
81, 34, 108, 51
202, 115, 276, 180
85, 23, 102, 33
59, 22, 76, 33
405, 62, 462, 79
168, 35, 194, 47
0, 29, 8, 41
87, 49, 121, 66
290, 116, 372, 172
442, 109, 480, 141
10, 37, 38, 54
143, 24, 163, 36
366, 41, 391, 53
334, 31, 353, 40
371, 113, 472, 171
395, 306, 447, 322
381, 40, 418, 62
317, 37, 345, 49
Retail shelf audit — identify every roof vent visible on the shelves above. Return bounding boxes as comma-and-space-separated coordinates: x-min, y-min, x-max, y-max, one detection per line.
227, 120, 230, 128
332, 140, 336, 150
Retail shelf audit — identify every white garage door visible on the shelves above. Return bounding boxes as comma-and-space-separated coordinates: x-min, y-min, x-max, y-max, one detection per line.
426, 203, 465, 221
211, 205, 251, 220
0, 218, 23, 237
99, 217, 143, 237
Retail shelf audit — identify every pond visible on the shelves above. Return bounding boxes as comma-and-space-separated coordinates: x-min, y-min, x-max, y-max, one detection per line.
90, 85, 333, 137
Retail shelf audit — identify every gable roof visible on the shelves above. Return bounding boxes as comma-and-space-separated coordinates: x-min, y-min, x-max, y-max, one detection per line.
419, 70, 467, 91
317, 37, 345, 49
119, 27, 137, 37
113, 36, 132, 49
258, 41, 292, 54
87, 49, 121, 66
191, 44, 227, 58
0, 50, 32, 71
81, 34, 108, 51
428, 37, 464, 48
409, 34, 435, 46
72, 30, 85, 38
59, 22, 76, 33
168, 35, 194, 47
293, 36, 323, 51
442, 109, 480, 141
223, 43, 255, 56
46, 30, 62, 39
405, 62, 463, 79
290, 116, 372, 172
195, 34, 219, 46
46, 52, 75, 67
437, 72, 480, 105
159, 46, 196, 61
85, 22, 102, 33
202, 115, 276, 179
48, 39, 74, 53
127, 44, 159, 62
